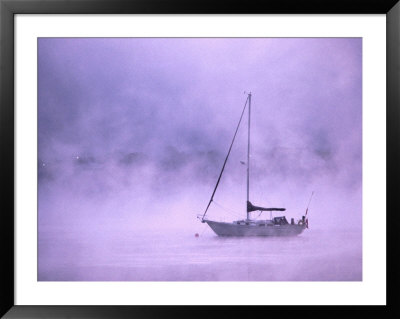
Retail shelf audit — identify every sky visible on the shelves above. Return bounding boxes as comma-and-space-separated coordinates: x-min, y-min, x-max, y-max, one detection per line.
38, 38, 362, 232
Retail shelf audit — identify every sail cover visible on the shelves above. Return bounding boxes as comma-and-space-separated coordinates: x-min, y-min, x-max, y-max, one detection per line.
247, 201, 286, 212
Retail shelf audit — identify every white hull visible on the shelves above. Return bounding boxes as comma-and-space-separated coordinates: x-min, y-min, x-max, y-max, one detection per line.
204, 220, 306, 237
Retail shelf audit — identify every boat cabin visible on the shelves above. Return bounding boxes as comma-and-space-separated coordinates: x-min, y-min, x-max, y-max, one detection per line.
232, 216, 290, 227
273, 216, 289, 225
233, 219, 275, 226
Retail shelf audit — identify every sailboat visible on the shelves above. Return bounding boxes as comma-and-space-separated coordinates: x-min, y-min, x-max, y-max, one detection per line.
199, 93, 309, 237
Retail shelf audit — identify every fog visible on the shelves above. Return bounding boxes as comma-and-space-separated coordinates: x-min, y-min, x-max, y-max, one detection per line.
38, 38, 362, 281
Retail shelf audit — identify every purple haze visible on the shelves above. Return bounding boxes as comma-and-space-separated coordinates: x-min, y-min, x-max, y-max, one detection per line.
38, 38, 362, 281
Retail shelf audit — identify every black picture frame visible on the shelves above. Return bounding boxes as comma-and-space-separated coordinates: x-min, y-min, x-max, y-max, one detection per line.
1, 0, 399, 318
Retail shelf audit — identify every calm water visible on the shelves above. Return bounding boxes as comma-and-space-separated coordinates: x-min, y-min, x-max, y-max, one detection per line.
38, 226, 362, 281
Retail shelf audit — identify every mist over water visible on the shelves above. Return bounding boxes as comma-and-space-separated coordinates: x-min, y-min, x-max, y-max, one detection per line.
38, 181, 362, 281
38, 38, 362, 281
39, 224, 361, 281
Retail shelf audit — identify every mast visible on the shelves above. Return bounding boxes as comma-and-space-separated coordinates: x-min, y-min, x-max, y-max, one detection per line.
201, 95, 249, 221
246, 92, 251, 220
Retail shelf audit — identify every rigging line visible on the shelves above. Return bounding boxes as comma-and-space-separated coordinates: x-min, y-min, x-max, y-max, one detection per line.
201, 95, 250, 221
307, 191, 315, 208
213, 201, 242, 217
305, 191, 314, 217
